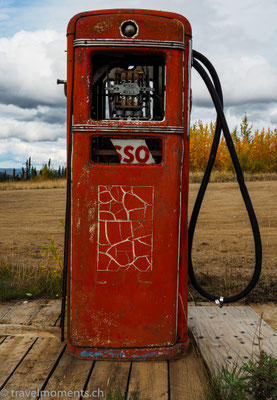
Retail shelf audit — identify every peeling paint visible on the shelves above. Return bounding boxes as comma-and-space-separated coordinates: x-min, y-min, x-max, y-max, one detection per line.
88, 205, 96, 220
131, 351, 158, 358
79, 349, 126, 358
74, 341, 190, 360
89, 224, 96, 241
78, 349, 159, 359
97, 185, 154, 272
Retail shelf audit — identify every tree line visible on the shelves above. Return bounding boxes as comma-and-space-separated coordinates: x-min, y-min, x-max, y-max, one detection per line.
190, 115, 277, 173
0, 157, 66, 182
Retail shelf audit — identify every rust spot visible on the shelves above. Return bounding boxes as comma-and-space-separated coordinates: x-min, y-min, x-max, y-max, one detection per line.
76, 51, 85, 66
93, 20, 113, 33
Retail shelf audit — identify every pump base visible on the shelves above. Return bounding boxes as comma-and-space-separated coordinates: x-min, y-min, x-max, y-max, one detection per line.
67, 340, 190, 361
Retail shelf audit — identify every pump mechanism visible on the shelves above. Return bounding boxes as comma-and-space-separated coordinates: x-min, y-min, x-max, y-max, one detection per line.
188, 50, 262, 305
91, 53, 165, 121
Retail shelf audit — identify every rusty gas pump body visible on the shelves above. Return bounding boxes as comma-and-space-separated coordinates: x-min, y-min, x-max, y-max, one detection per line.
65, 9, 192, 360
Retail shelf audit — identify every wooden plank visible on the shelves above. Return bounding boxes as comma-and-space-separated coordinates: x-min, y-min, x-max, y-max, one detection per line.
0, 337, 6, 344
0, 302, 18, 320
170, 346, 207, 400
0, 299, 49, 325
128, 361, 168, 400
31, 300, 61, 326
0, 336, 36, 387
87, 361, 131, 399
3, 337, 65, 395
189, 306, 248, 372
54, 314, 61, 327
43, 350, 93, 400
0, 323, 60, 338
191, 306, 277, 359
189, 305, 277, 374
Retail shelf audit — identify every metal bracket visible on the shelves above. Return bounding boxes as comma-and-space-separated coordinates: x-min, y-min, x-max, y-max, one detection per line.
57, 79, 67, 97
215, 296, 224, 308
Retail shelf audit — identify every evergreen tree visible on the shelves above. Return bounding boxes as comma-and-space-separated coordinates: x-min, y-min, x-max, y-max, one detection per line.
240, 114, 252, 142
25, 159, 30, 180
31, 166, 37, 179
232, 126, 239, 143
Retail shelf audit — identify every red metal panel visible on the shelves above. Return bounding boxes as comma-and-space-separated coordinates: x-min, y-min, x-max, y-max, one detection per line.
72, 47, 184, 126
66, 9, 192, 359
70, 132, 182, 347
74, 13, 184, 41
67, 9, 192, 38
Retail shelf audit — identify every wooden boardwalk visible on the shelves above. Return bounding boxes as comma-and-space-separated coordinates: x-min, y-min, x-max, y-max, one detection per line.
0, 300, 206, 400
189, 305, 277, 374
0, 300, 276, 399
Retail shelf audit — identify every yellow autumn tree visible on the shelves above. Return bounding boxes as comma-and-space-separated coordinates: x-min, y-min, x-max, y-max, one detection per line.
189, 115, 277, 173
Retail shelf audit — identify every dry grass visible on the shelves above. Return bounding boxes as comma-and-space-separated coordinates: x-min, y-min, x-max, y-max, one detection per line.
0, 262, 62, 300
189, 171, 277, 183
0, 187, 65, 272
1, 173, 277, 190
0, 179, 66, 191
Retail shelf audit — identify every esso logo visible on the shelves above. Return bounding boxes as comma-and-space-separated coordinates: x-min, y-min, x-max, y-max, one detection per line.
111, 139, 155, 164
114, 145, 150, 164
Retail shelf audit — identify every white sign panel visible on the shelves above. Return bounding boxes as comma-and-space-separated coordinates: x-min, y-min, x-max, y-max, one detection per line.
111, 139, 155, 164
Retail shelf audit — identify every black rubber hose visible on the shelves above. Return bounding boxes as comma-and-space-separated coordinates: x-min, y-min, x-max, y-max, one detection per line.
189, 52, 223, 211
60, 165, 71, 341
189, 51, 224, 282
189, 56, 262, 303
60, 72, 74, 342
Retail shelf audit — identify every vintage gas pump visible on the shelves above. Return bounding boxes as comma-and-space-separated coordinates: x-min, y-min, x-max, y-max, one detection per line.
59, 9, 262, 360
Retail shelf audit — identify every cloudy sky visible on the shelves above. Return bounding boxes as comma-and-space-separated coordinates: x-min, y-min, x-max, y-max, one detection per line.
0, 0, 276, 168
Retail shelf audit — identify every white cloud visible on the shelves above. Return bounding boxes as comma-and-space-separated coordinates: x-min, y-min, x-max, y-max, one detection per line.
191, 102, 277, 133
0, 29, 66, 166
0, 137, 66, 169
219, 56, 277, 104
192, 55, 277, 106
0, 117, 65, 142
0, 29, 66, 107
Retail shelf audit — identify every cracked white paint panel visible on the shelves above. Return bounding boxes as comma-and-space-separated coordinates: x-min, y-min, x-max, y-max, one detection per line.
97, 185, 154, 272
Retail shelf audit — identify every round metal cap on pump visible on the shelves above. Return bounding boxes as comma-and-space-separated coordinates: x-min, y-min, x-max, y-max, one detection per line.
120, 20, 138, 37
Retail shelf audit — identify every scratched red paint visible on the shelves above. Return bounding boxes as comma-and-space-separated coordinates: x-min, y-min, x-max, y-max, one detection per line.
98, 185, 153, 272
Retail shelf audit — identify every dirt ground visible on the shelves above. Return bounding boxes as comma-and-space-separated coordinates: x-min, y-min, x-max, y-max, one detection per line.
0, 180, 276, 326
0, 188, 66, 269
189, 180, 276, 278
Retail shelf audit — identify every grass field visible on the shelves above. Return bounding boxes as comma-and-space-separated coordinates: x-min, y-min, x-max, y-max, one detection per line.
0, 178, 276, 305
0, 178, 66, 191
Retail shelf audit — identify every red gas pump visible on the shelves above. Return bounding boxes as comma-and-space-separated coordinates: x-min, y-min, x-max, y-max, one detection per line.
59, 9, 262, 360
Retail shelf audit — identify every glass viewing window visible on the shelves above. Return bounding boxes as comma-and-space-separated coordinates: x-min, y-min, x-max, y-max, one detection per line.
91, 137, 162, 164
91, 53, 165, 121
